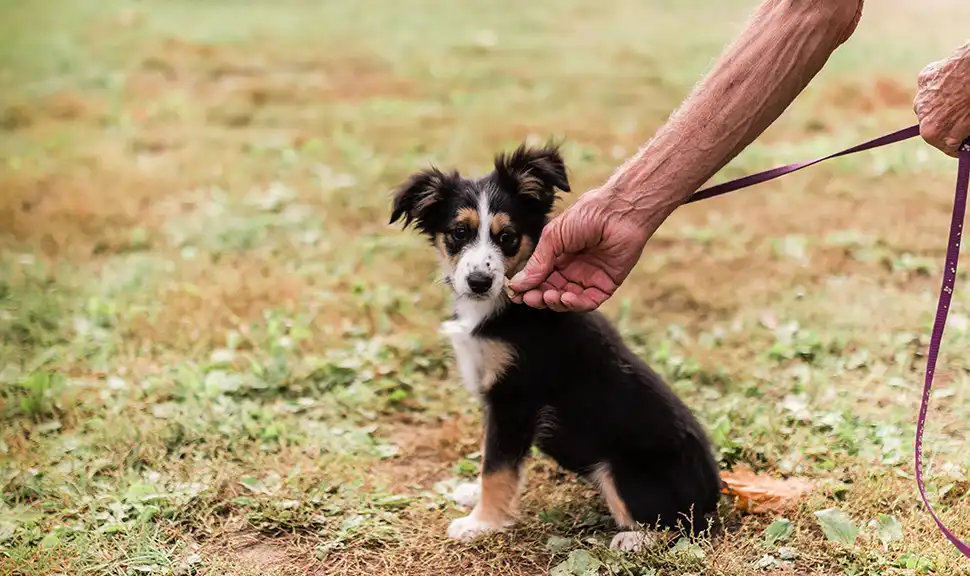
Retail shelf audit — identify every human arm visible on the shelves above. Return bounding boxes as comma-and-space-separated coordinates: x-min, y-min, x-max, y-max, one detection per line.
508, 0, 864, 311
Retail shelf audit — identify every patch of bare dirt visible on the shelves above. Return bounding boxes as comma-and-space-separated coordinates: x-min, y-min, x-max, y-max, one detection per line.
206, 532, 317, 576
126, 255, 311, 350
233, 537, 290, 566
372, 416, 479, 490
124, 38, 416, 131
0, 154, 174, 256
0, 90, 106, 132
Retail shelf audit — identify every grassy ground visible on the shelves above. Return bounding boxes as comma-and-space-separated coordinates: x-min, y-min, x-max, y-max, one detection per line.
3, 0, 970, 574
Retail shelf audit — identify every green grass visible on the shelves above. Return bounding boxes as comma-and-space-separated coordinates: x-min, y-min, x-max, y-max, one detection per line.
3, 0, 970, 574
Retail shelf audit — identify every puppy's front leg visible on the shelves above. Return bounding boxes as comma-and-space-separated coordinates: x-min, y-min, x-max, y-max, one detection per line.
447, 402, 535, 543
447, 467, 522, 542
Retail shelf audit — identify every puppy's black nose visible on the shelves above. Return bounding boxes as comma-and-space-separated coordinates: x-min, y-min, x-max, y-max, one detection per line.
467, 272, 493, 295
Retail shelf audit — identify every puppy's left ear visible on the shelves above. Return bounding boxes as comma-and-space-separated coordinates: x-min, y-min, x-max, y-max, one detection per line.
389, 167, 459, 235
494, 142, 571, 204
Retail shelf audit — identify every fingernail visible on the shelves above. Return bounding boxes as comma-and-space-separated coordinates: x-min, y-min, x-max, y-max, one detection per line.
510, 271, 526, 285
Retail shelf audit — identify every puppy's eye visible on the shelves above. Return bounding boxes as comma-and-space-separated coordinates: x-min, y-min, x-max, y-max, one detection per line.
498, 231, 517, 247
452, 226, 470, 242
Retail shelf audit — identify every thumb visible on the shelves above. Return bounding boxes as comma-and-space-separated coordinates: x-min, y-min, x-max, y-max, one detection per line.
508, 221, 561, 292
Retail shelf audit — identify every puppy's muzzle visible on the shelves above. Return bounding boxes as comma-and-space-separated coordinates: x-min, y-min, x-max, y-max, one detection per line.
467, 271, 493, 295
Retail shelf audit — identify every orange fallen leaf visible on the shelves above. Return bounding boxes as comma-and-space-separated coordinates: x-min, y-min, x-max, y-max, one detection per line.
720, 466, 817, 514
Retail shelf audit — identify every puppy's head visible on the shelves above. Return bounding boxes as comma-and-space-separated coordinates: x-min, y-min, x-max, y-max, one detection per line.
390, 142, 570, 301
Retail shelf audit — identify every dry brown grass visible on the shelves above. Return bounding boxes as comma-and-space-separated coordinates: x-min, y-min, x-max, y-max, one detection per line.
0, 160, 170, 256
125, 256, 312, 349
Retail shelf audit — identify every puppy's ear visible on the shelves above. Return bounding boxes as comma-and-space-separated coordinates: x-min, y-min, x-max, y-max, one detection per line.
389, 167, 459, 234
494, 142, 571, 203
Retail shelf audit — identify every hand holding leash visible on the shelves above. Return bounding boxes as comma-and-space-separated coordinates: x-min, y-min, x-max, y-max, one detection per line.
915, 40, 970, 157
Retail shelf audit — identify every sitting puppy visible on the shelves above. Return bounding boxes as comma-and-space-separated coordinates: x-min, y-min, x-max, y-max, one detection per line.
389, 143, 721, 550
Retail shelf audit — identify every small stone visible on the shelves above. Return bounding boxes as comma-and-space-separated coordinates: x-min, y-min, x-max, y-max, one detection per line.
209, 348, 235, 364
107, 376, 128, 390
755, 554, 779, 570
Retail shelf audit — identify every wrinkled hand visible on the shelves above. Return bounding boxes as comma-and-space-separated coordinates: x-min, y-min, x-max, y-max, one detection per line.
507, 187, 653, 312
915, 42, 970, 157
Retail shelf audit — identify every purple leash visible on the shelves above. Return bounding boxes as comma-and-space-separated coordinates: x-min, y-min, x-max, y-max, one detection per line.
688, 124, 970, 559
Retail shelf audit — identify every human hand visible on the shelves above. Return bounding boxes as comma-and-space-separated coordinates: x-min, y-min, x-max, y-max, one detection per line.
915, 42, 970, 157
507, 187, 655, 312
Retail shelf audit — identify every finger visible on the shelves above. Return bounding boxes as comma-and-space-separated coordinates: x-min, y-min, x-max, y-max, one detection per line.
508, 222, 562, 292
561, 287, 611, 312
506, 279, 557, 303
542, 290, 569, 313
560, 291, 596, 312
555, 260, 621, 296
535, 281, 560, 293
920, 121, 959, 158
563, 283, 584, 295
522, 289, 548, 309
943, 136, 964, 158
938, 118, 970, 157
949, 119, 970, 154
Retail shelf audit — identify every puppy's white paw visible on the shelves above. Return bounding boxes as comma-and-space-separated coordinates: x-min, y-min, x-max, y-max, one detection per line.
447, 514, 507, 542
450, 482, 481, 508
609, 531, 658, 552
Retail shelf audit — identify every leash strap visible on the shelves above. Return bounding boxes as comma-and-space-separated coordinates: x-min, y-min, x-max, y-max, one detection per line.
688, 124, 970, 559
687, 125, 921, 203
917, 139, 970, 558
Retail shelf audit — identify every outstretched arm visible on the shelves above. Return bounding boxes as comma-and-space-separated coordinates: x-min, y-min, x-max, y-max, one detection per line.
509, 0, 864, 311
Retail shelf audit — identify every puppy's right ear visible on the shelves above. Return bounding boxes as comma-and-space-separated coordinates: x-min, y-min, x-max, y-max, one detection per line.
389, 167, 459, 234
493, 142, 570, 206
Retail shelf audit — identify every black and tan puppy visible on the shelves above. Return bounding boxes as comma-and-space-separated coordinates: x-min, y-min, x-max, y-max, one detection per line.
389, 143, 721, 550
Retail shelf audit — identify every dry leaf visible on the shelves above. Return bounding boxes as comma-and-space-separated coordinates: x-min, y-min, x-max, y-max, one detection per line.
720, 466, 817, 514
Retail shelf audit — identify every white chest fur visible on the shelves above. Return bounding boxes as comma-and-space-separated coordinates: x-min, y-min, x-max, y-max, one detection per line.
440, 297, 513, 395
441, 320, 485, 394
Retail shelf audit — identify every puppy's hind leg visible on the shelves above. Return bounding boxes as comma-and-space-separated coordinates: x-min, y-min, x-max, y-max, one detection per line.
589, 462, 666, 552
609, 531, 664, 552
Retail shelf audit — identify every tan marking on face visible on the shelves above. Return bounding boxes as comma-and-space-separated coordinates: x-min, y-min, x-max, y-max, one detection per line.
471, 467, 523, 525
591, 463, 634, 528
479, 339, 515, 392
504, 236, 534, 279
456, 207, 480, 229
490, 212, 511, 235
434, 233, 459, 270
